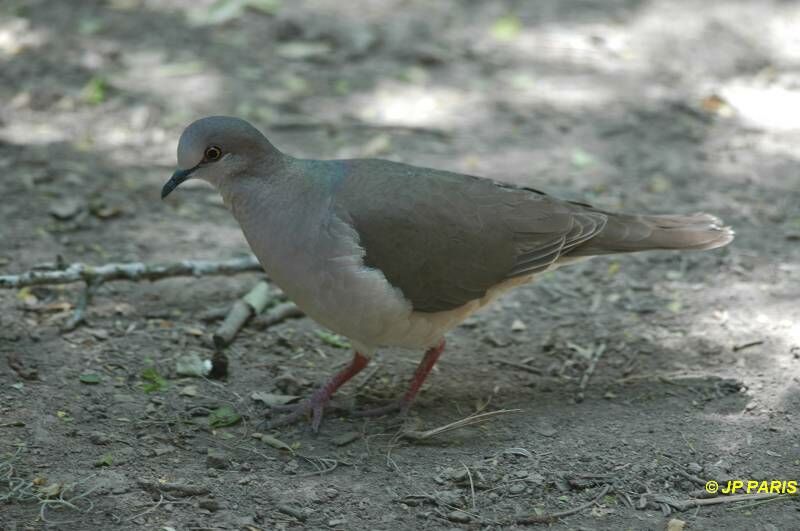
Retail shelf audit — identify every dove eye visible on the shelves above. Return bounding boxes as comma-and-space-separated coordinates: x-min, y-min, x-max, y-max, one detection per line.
204, 146, 222, 161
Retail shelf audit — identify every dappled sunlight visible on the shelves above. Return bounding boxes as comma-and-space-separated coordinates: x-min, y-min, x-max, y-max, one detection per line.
0, 120, 69, 145
681, 264, 800, 413
115, 51, 224, 113
353, 82, 482, 128
0, 16, 49, 57
482, 23, 642, 74
720, 83, 800, 132
501, 70, 619, 108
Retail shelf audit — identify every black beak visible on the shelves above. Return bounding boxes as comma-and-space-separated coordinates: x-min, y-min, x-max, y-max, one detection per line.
161, 168, 195, 199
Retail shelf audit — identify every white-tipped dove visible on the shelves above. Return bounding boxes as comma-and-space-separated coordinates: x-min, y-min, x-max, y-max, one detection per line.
162, 116, 733, 431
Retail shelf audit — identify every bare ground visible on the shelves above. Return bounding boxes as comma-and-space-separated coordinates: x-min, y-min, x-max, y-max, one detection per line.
1, 0, 799, 529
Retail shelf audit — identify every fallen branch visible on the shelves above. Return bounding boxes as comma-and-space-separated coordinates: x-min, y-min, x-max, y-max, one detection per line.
0, 256, 261, 289
255, 301, 304, 329
62, 279, 100, 331
1, 256, 264, 331
651, 491, 791, 512
213, 280, 275, 349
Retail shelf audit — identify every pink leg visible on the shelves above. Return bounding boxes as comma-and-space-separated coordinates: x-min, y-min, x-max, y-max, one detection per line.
268, 351, 369, 431
353, 340, 446, 418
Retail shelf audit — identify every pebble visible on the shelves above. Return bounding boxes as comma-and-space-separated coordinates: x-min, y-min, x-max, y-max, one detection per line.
509, 483, 526, 494
49, 198, 83, 220
206, 449, 229, 470
198, 498, 220, 512
447, 510, 471, 523
88, 431, 112, 445
687, 462, 703, 474
331, 431, 361, 446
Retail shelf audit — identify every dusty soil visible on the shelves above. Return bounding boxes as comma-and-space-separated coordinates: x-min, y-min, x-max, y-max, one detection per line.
1, 0, 799, 529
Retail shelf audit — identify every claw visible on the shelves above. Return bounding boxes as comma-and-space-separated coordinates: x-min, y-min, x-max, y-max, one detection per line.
264, 352, 369, 431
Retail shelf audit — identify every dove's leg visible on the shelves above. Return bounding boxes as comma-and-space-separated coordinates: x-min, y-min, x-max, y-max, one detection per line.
267, 351, 369, 431
352, 340, 445, 418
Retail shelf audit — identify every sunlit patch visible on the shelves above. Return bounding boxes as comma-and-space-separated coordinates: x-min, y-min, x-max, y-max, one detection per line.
0, 17, 49, 56
765, 6, 800, 63
485, 24, 637, 73
502, 71, 617, 107
721, 84, 800, 131
0, 121, 67, 145
115, 51, 223, 111
356, 83, 477, 127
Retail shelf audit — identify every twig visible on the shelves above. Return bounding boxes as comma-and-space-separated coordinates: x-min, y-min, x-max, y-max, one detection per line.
62, 279, 100, 331
652, 492, 791, 511
136, 479, 210, 497
491, 358, 543, 375
0, 256, 261, 288
213, 281, 274, 348
515, 484, 612, 525
126, 493, 163, 522
732, 340, 764, 352
462, 462, 477, 511
576, 343, 606, 403
400, 409, 521, 441
673, 467, 706, 486
255, 301, 304, 329
297, 456, 339, 477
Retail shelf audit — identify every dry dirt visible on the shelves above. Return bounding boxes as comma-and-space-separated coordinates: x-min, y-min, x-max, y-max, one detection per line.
1, 0, 799, 529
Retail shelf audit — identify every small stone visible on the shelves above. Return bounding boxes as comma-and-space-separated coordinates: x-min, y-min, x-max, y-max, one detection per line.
511, 318, 527, 332
331, 431, 361, 446
179, 385, 198, 397
49, 198, 83, 220
447, 510, 471, 523
86, 328, 110, 340
88, 431, 112, 445
666, 518, 686, 531
509, 483, 526, 494
206, 449, 229, 470
437, 490, 462, 507
198, 498, 220, 512
687, 462, 703, 474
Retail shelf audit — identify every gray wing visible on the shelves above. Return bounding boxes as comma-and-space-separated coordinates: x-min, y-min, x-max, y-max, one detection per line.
331, 159, 606, 313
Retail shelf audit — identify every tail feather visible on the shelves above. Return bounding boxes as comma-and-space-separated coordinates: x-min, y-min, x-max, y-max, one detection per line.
568, 212, 734, 256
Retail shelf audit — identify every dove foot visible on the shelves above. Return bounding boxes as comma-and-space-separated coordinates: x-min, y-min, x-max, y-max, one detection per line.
265, 351, 369, 432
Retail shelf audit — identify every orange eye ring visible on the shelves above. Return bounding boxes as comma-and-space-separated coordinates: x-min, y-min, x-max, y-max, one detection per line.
204, 146, 222, 161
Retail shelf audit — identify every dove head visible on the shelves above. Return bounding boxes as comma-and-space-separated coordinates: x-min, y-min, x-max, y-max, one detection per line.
161, 116, 279, 199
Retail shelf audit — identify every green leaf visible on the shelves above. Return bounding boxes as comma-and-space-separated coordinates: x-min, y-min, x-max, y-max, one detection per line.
79, 373, 101, 385
315, 330, 350, 349
94, 453, 113, 467
491, 15, 522, 41
208, 406, 241, 428
140, 367, 168, 393
82, 76, 109, 105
